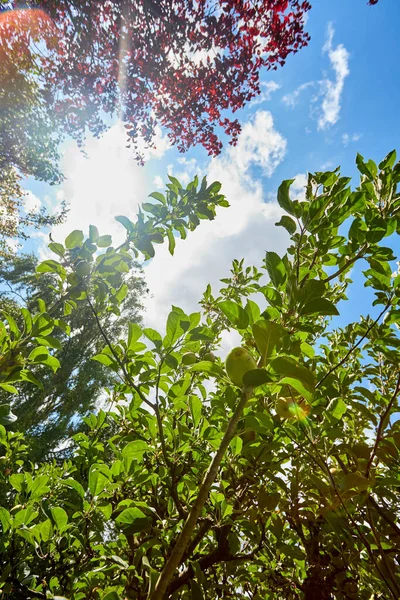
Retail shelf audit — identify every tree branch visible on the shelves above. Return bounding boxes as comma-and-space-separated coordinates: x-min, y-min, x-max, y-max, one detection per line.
151, 386, 253, 600
322, 244, 368, 284
365, 371, 400, 477
316, 299, 392, 389
86, 294, 154, 411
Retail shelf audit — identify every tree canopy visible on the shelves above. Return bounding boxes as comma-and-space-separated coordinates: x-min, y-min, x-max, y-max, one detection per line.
0, 253, 147, 462
0, 7, 66, 256
2, 1, 311, 160
0, 153, 399, 599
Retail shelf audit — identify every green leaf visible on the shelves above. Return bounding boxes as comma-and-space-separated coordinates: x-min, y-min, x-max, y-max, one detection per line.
36, 260, 64, 275
190, 580, 204, 600
356, 153, 376, 180
51, 507, 68, 531
265, 252, 286, 287
275, 215, 296, 235
277, 179, 295, 214
33, 313, 54, 336
97, 235, 112, 248
65, 230, 84, 249
28, 346, 49, 360
48, 242, 65, 257
16, 370, 41, 390
27, 475, 50, 499
230, 436, 243, 457
300, 298, 339, 316
366, 216, 387, 243
149, 191, 166, 204
89, 469, 109, 497
189, 395, 202, 428
9, 473, 24, 491
0, 404, 17, 425
127, 323, 142, 350
279, 377, 313, 401
167, 229, 175, 255
39, 355, 60, 372
0, 507, 11, 532
189, 361, 225, 377
21, 308, 32, 334
115, 215, 134, 233
164, 311, 184, 347
328, 398, 347, 420
0, 383, 18, 394
341, 472, 370, 492
135, 237, 155, 258
243, 369, 272, 387
121, 440, 148, 462
89, 225, 99, 242
258, 491, 280, 511
218, 300, 249, 330
29, 348, 60, 373
103, 592, 123, 600
92, 353, 116, 367
143, 328, 162, 347
35, 335, 62, 350
62, 478, 85, 499
13, 507, 38, 527
188, 326, 215, 341
2, 312, 20, 339
38, 519, 53, 542
270, 357, 315, 391
115, 508, 151, 533
244, 300, 260, 325
379, 149, 396, 170
253, 320, 284, 364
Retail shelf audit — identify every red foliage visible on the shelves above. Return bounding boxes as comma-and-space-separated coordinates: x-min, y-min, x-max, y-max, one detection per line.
3, 1, 311, 161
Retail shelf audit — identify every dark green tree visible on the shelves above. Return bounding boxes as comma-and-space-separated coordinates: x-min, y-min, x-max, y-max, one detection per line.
0, 253, 147, 461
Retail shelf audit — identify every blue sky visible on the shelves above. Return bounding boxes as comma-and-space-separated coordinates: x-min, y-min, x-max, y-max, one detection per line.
21, 0, 400, 348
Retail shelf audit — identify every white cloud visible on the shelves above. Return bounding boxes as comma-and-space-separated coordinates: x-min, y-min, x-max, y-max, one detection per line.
230, 111, 287, 177
317, 23, 350, 130
23, 190, 41, 213
282, 82, 314, 108
342, 132, 361, 147
175, 157, 199, 185
252, 81, 281, 106
153, 175, 164, 189
281, 24, 349, 132
49, 122, 169, 250
291, 173, 308, 201
143, 110, 289, 335
40, 111, 290, 361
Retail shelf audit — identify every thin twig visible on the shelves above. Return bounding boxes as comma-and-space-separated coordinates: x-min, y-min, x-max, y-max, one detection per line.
86, 294, 154, 411
316, 299, 392, 389
322, 244, 368, 284
365, 371, 400, 477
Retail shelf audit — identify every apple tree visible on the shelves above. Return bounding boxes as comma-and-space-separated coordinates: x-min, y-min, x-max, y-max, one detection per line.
0, 151, 399, 599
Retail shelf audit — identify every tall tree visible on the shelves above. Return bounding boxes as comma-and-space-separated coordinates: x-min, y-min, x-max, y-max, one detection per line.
0, 252, 147, 462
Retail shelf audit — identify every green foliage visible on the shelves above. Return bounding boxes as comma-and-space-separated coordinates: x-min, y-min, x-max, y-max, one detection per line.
0, 155, 400, 599
0, 254, 146, 462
